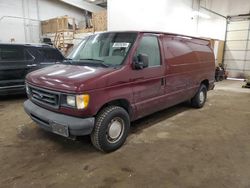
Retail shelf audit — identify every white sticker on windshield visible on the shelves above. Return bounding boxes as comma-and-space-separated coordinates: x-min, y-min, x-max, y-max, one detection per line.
113, 42, 130, 48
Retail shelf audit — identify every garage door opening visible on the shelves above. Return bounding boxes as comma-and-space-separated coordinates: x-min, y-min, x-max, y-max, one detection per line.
223, 15, 250, 78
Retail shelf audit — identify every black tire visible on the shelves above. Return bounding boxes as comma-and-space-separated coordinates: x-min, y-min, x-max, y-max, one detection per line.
191, 84, 207, 108
91, 106, 130, 152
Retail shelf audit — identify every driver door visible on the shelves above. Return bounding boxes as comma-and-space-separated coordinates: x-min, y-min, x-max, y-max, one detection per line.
131, 34, 166, 119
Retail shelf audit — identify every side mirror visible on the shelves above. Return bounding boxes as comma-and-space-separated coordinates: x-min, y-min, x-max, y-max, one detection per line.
133, 53, 149, 70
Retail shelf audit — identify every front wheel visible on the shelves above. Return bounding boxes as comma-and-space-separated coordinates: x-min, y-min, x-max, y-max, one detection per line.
191, 84, 207, 108
91, 106, 130, 152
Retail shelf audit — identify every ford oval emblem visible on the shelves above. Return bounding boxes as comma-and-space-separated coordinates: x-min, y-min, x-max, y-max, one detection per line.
35, 93, 43, 99
38, 93, 43, 99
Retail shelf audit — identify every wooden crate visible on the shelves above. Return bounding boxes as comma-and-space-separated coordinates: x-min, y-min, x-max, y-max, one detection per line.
93, 11, 107, 31
41, 16, 75, 34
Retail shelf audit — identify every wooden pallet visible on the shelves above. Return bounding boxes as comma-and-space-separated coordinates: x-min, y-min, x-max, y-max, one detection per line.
75, 28, 95, 34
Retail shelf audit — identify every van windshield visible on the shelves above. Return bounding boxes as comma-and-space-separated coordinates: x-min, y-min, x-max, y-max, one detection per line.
67, 32, 138, 67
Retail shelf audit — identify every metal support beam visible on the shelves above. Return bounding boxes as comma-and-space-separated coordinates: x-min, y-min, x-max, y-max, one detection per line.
0, 16, 40, 22
200, 6, 227, 19
59, 0, 105, 13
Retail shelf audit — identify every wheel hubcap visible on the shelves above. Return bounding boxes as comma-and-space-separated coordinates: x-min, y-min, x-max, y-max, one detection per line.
107, 117, 124, 143
199, 91, 205, 104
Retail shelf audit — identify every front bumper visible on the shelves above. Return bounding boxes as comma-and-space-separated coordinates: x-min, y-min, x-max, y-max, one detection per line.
24, 100, 95, 137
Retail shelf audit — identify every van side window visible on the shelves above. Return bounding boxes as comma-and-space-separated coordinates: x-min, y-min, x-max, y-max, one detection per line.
136, 36, 161, 67
24, 50, 34, 61
38, 48, 64, 61
0, 46, 25, 61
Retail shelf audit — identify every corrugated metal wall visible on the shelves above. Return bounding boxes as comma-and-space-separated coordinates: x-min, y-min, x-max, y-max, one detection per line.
224, 20, 250, 78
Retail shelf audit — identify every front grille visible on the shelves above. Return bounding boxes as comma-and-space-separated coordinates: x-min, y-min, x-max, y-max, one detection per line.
29, 85, 60, 109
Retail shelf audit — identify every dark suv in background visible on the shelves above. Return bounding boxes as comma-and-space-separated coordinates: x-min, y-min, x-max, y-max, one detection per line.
0, 44, 64, 95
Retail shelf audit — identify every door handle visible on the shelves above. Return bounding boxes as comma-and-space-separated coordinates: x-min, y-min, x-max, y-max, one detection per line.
161, 77, 166, 86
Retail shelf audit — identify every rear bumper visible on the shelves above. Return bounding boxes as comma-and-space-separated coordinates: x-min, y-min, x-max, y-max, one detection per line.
24, 100, 95, 136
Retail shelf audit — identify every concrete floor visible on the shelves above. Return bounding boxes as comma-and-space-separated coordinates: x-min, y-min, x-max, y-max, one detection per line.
0, 80, 250, 188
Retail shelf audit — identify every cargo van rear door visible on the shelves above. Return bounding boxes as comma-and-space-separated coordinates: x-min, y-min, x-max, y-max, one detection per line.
131, 34, 166, 119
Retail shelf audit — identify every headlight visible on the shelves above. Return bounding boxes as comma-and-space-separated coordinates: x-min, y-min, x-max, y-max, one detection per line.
66, 94, 89, 109
66, 96, 76, 107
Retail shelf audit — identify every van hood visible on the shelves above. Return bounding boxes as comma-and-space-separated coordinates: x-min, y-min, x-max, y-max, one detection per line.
26, 64, 114, 93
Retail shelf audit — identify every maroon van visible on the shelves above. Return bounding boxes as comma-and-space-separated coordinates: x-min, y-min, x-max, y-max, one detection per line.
24, 31, 215, 152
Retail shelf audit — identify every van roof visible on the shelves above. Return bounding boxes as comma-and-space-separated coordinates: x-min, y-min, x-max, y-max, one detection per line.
101, 30, 211, 42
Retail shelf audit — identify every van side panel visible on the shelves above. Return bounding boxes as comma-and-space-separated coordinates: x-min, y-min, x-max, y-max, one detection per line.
162, 35, 215, 108
163, 36, 197, 105
187, 40, 215, 90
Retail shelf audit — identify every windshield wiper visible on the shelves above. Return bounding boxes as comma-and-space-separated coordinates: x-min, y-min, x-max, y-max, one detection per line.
79, 59, 109, 67
62, 59, 72, 64
79, 58, 104, 62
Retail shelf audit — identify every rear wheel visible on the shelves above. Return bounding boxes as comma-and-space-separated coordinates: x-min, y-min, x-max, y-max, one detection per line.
191, 84, 207, 108
91, 106, 130, 152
